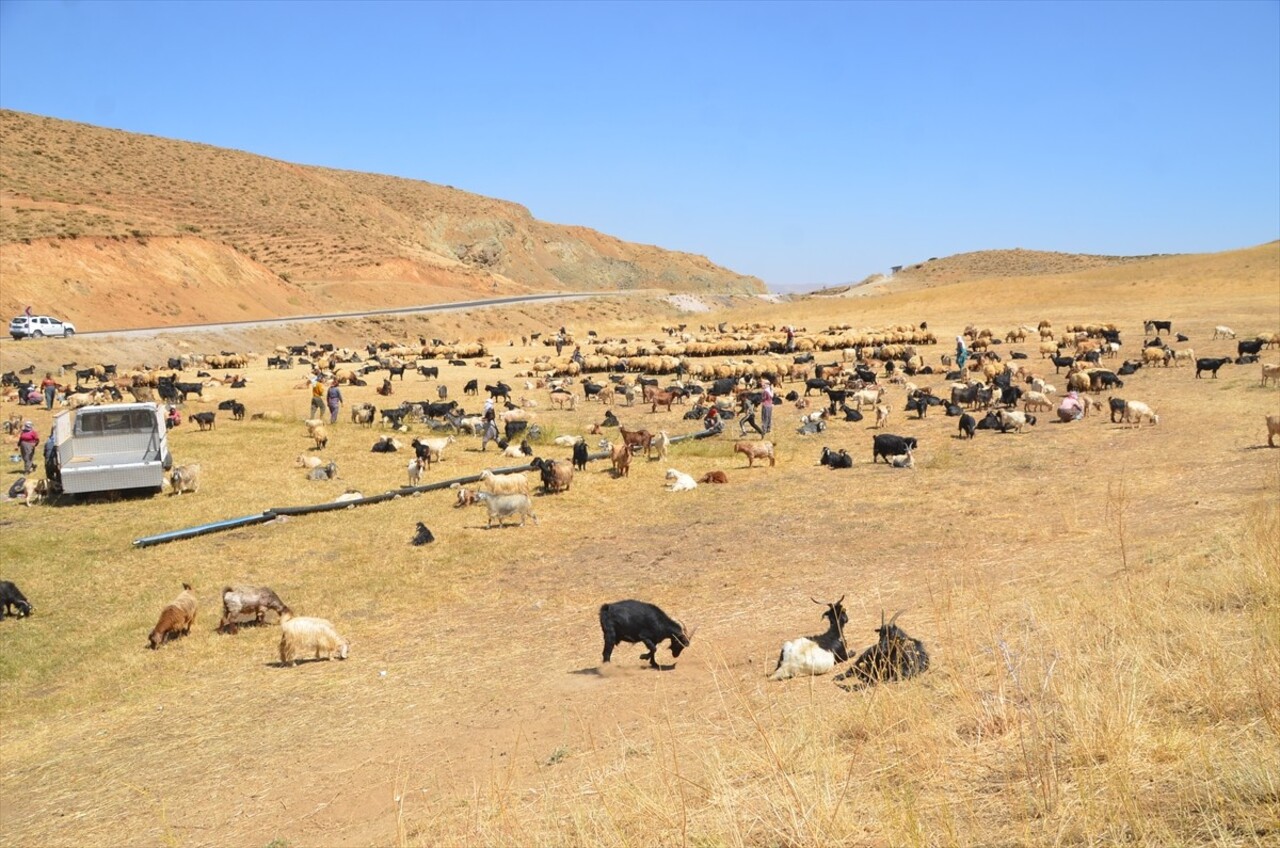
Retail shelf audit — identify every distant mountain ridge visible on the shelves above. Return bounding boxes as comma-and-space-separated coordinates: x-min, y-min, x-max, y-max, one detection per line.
0, 109, 764, 328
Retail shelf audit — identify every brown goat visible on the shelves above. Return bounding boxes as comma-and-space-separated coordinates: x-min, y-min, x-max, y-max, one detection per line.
698, 470, 729, 484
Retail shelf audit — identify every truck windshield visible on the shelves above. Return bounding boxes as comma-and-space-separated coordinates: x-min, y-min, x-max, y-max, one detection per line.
73, 409, 156, 436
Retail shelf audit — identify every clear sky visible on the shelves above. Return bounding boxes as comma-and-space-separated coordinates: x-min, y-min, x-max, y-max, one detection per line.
1, 1, 1277, 291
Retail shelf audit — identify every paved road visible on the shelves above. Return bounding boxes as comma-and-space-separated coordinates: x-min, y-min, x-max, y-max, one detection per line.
78, 291, 611, 339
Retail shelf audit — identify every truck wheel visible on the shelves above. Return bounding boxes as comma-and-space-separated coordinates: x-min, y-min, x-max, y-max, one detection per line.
31, 330, 43, 338
63, 329, 74, 338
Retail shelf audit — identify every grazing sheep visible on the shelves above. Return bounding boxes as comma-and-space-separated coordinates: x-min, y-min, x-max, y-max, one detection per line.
1121, 400, 1159, 427
1268, 414, 1280, 447
664, 469, 698, 492
168, 463, 201, 495
599, 599, 694, 668
278, 611, 349, 665
411, 522, 435, 545
1213, 326, 1236, 339
771, 597, 850, 680
0, 580, 33, 618
1022, 391, 1053, 413
478, 469, 531, 496
734, 440, 776, 468
698, 470, 729, 484
835, 610, 930, 687
148, 583, 198, 649
219, 586, 290, 634
474, 491, 539, 527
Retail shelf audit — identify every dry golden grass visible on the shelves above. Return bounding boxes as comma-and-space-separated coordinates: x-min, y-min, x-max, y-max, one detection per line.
0, 246, 1278, 847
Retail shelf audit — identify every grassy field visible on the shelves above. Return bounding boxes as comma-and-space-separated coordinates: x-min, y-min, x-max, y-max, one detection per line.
0, 245, 1277, 847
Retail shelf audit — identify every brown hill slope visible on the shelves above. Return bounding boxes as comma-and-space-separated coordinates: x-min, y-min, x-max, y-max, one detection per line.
0, 109, 764, 327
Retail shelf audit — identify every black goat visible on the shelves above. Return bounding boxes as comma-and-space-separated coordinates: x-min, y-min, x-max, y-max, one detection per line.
572, 439, 590, 470
1196, 357, 1232, 378
0, 580, 32, 618
958, 413, 976, 439
599, 600, 693, 669
872, 434, 917, 464
411, 522, 435, 546
819, 446, 853, 468
1108, 396, 1128, 423
836, 610, 930, 687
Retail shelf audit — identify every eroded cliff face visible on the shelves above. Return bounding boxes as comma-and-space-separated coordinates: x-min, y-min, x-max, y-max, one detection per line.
0, 109, 764, 328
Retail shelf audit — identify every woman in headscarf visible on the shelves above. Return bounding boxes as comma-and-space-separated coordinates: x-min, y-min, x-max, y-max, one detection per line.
1058, 390, 1085, 422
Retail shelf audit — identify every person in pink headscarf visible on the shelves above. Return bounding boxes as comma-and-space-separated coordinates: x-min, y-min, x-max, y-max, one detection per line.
1057, 391, 1085, 422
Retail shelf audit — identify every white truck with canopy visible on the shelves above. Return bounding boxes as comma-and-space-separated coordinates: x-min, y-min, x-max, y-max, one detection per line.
47, 403, 173, 496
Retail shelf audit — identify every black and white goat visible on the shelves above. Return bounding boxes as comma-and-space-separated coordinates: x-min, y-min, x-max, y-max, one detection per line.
771, 596, 850, 680
836, 610, 930, 687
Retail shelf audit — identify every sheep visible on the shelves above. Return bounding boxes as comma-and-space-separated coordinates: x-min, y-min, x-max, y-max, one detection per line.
168, 463, 202, 495
664, 468, 698, 492
835, 610, 930, 687
852, 387, 884, 410
1268, 414, 1280, 447
1261, 362, 1280, 387
295, 454, 324, 470
771, 597, 850, 680
1121, 400, 1159, 427
553, 434, 581, 447
599, 599, 694, 668
1022, 391, 1053, 412
278, 611, 349, 665
698, 470, 729, 484
1213, 326, 1236, 339
473, 491, 539, 527
0, 580, 32, 618
734, 440, 776, 468
148, 583, 198, 649
478, 469, 531, 497
219, 586, 290, 634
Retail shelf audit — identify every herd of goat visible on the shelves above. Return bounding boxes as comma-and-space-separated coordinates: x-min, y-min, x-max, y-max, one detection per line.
5, 315, 1279, 688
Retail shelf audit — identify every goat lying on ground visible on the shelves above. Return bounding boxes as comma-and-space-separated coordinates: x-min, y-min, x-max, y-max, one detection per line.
599, 599, 694, 669
664, 468, 697, 492
698, 470, 728, 484
819, 446, 853, 468
835, 610, 930, 687
411, 522, 435, 545
771, 596, 849, 680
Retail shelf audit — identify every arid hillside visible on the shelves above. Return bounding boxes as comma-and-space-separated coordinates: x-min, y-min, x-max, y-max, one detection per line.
0, 110, 764, 329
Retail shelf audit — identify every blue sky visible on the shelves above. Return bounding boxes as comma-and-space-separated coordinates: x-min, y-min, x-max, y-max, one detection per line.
1, 1, 1277, 290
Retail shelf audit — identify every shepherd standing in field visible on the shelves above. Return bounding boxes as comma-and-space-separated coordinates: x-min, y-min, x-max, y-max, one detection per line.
17, 421, 39, 474
326, 380, 343, 424
955, 335, 970, 370
309, 373, 325, 419
760, 379, 774, 435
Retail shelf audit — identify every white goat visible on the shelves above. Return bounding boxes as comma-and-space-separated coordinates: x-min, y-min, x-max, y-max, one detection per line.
664, 469, 697, 492
478, 469, 530, 496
